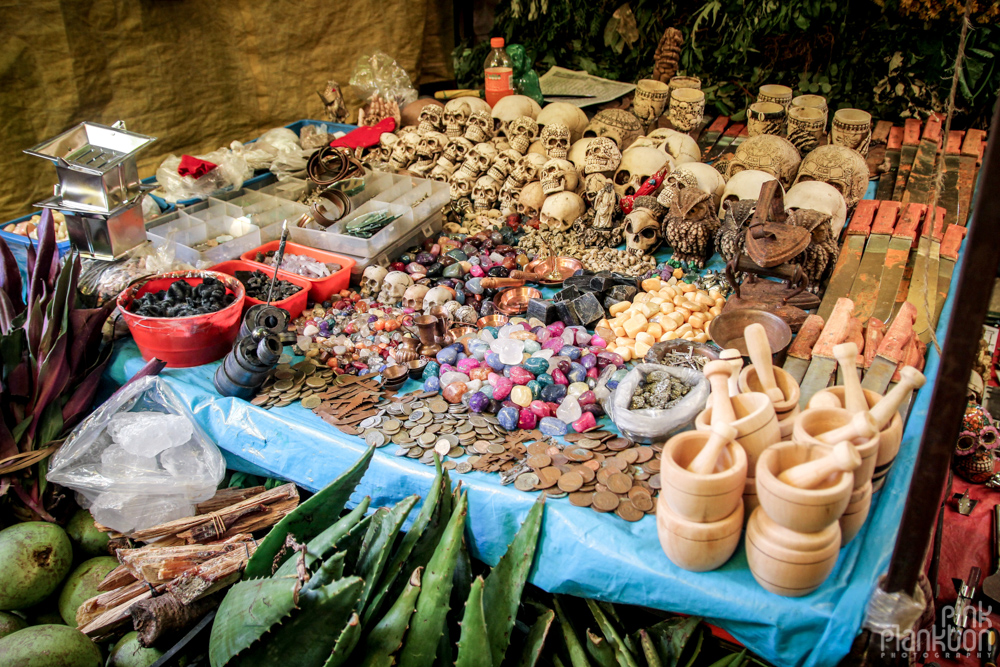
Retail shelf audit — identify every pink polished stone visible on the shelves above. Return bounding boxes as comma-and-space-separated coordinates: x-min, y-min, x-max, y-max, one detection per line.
586, 367, 599, 379
518, 409, 539, 429
529, 400, 551, 418
443, 382, 468, 404
573, 329, 593, 346
551, 369, 569, 385
469, 264, 486, 278
543, 337, 565, 352
577, 390, 597, 406
536, 329, 551, 343
491, 376, 514, 401
572, 412, 597, 433
430, 243, 441, 257
456, 358, 480, 373
589, 335, 607, 348
545, 401, 561, 415
508, 366, 534, 385
439, 364, 457, 375
547, 321, 565, 336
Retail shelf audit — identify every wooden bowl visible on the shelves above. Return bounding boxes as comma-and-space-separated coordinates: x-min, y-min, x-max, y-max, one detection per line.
778, 404, 800, 439
707, 309, 792, 362
695, 392, 781, 474
660, 431, 748, 522
656, 496, 744, 572
838, 480, 873, 546
745, 507, 841, 597
755, 442, 853, 533
744, 476, 759, 517
792, 407, 880, 490
738, 365, 801, 420
807, 386, 904, 492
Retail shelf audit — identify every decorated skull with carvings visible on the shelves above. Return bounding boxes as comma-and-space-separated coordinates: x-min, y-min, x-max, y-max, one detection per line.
792, 144, 869, 209
540, 158, 579, 195
539, 191, 586, 232
540, 123, 571, 160
442, 137, 475, 167
487, 149, 522, 183
443, 99, 474, 137
623, 196, 666, 256
664, 187, 719, 268
417, 104, 444, 133
416, 131, 447, 159
464, 110, 496, 143
378, 271, 414, 305
613, 146, 673, 198
507, 115, 540, 154
506, 153, 547, 189
583, 109, 644, 149
726, 135, 802, 189
584, 138, 623, 175
361, 265, 389, 298
472, 175, 500, 211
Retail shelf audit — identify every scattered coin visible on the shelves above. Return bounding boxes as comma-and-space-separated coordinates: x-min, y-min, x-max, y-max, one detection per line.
615, 499, 644, 522
514, 473, 539, 492
592, 491, 620, 512
301, 396, 321, 410
557, 472, 584, 493
365, 431, 386, 448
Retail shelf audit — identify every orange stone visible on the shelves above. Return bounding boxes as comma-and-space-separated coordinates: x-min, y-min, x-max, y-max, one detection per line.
442, 382, 468, 404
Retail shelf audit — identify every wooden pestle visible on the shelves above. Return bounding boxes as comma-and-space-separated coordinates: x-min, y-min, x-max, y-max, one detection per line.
745, 323, 784, 403
778, 441, 862, 488
870, 366, 927, 429
720, 348, 743, 397
704, 360, 737, 427
832, 342, 868, 414
815, 411, 879, 445
687, 424, 740, 474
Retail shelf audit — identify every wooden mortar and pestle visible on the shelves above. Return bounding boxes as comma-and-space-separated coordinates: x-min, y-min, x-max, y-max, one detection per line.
745, 506, 842, 597
660, 424, 746, 523
719, 348, 743, 397
738, 323, 802, 437
657, 494, 745, 572
792, 405, 880, 491
839, 479, 873, 545
756, 441, 858, 533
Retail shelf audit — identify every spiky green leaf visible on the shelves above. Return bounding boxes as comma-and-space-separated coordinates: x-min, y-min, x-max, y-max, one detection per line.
359, 567, 423, 667
586, 599, 640, 667
517, 608, 554, 667
274, 497, 371, 579
455, 577, 490, 667
356, 495, 418, 612
553, 597, 591, 667
209, 578, 301, 667
322, 612, 362, 667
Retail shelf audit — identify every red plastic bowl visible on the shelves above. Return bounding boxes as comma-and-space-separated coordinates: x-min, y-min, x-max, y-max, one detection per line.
117, 270, 245, 367
241, 241, 355, 303
209, 260, 311, 320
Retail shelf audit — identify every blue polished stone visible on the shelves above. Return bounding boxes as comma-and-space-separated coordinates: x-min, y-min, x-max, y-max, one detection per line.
536, 373, 554, 387
560, 345, 582, 360
567, 363, 587, 384
423, 376, 441, 392
580, 353, 597, 369
523, 340, 541, 355
466, 277, 484, 295
485, 352, 506, 372
469, 340, 491, 361
436, 347, 458, 365
540, 383, 567, 403
521, 356, 549, 376
526, 380, 542, 400
422, 361, 441, 380
539, 417, 568, 437
497, 406, 519, 431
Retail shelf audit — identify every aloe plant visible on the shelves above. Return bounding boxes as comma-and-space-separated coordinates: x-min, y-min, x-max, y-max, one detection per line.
0, 209, 117, 521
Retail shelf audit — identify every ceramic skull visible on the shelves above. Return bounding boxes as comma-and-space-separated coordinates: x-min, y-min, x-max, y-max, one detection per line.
408, 159, 435, 177
623, 196, 665, 256
540, 159, 579, 195
454, 304, 479, 324
418, 105, 444, 133
506, 153, 547, 189
361, 265, 389, 298
666, 163, 727, 207
472, 175, 500, 211
389, 132, 420, 169
443, 99, 474, 137
784, 180, 849, 238
442, 137, 475, 166
429, 162, 456, 182
449, 172, 475, 201
464, 110, 496, 143
517, 182, 547, 219
417, 131, 447, 159
487, 149, 521, 183
539, 192, 586, 232
719, 170, 781, 220
584, 138, 622, 175
458, 143, 498, 178
793, 144, 869, 209
377, 133, 399, 163
423, 286, 452, 312
537, 102, 589, 142
378, 271, 414, 305
540, 123, 571, 160
583, 109, 644, 149
645, 128, 701, 164
613, 147, 673, 198
568, 138, 596, 175
507, 116, 540, 154
492, 95, 542, 132
584, 173, 612, 207
402, 284, 430, 311
726, 135, 802, 188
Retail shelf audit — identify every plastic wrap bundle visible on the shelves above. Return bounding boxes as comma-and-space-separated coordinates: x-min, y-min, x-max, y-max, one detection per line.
349, 50, 418, 107
155, 142, 254, 202
604, 363, 710, 444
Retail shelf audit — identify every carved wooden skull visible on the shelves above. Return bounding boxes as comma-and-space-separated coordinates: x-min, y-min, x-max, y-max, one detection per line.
487, 149, 522, 183
613, 147, 673, 198
458, 143, 498, 178
540, 159, 579, 195
506, 153, 547, 189
539, 192, 586, 232
378, 271, 414, 305
449, 172, 476, 201
540, 123, 571, 160
623, 196, 665, 255
507, 116, 540, 154
464, 110, 496, 143
472, 175, 500, 211
417, 131, 447, 159
417, 105, 444, 133
443, 99, 473, 137
402, 284, 430, 310
389, 132, 420, 169
585, 138, 623, 175
792, 144, 869, 209
517, 182, 547, 219
361, 265, 389, 297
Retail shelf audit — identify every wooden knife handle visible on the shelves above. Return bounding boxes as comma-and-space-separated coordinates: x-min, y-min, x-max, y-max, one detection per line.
886, 125, 904, 151
941, 224, 967, 261
945, 130, 965, 155
877, 302, 917, 365
846, 200, 878, 236
811, 298, 855, 358
788, 314, 825, 360
870, 201, 901, 236
962, 128, 986, 157
864, 318, 886, 369
902, 118, 922, 146
893, 203, 925, 241
706, 116, 729, 133
922, 115, 943, 143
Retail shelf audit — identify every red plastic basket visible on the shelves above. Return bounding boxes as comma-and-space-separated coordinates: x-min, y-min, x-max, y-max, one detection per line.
117, 271, 245, 367
209, 260, 311, 320
241, 241, 355, 303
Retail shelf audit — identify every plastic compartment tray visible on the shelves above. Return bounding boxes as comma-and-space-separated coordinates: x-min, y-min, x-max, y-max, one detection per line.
208, 259, 311, 320
146, 207, 263, 266
240, 241, 355, 303
288, 200, 414, 259
345, 212, 444, 281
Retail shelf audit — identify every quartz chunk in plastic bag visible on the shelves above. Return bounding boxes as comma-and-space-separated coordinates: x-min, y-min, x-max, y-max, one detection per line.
100, 445, 161, 477
160, 443, 210, 479
107, 412, 193, 457
91, 492, 195, 535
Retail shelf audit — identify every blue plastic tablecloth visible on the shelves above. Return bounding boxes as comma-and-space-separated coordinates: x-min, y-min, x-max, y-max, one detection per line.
101, 178, 961, 667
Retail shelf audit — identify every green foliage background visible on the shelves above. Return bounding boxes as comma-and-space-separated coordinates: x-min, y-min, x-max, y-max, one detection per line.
453, 0, 999, 127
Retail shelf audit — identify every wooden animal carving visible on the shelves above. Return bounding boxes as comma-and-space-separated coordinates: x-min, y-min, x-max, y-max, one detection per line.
664, 187, 720, 267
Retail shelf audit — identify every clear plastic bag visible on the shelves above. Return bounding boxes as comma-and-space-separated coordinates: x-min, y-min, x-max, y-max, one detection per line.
349, 50, 418, 107
78, 239, 193, 306
48, 376, 225, 534
604, 363, 710, 444
154, 143, 254, 203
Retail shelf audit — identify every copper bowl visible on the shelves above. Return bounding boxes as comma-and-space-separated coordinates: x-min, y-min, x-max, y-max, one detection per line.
707, 308, 792, 363
406, 359, 428, 380
449, 325, 476, 339
494, 287, 541, 316
523, 256, 583, 285
382, 364, 409, 389
476, 314, 510, 328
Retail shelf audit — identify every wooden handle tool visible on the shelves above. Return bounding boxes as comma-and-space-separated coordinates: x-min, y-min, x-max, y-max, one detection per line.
687, 424, 740, 475
833, 342, 869, 414
778, 441, 861, 488
704, 360, 737, 427
870, 366, 926, 429
719, 348, 743, 397
745, 323, 784, 403
816, 411, 879, 445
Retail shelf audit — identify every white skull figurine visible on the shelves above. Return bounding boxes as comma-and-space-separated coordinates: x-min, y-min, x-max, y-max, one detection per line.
491, 95, 542, 132
785, 180, 849, 238
719, 170, 781, 220
378, 271, 414, 305
585, 137, 623, 175
423, 286, 452, 312
449, 172, 476, 201
518, 182, 547, 219
408, 159, 434, 177
464, 110, 496, 143
506, 153, 547, 189
442, 137, 475, 167
507, 116, 540, 154
613, 147, 673, 198
417, 105, 444, 133
540, 123, 571, 160
645, 128, 701, 164
361, 265, 389, 298
472, 175, 500, 212
583, 109, 644, 149
499, 181, 522, 215
568, 138, 596, 175
539, 192, 586, 232
792, 144, 869, 209
487, 149, 522, 183
726, 135, 802, 188
623, 200, 664, 255
377, 133, 399, 163
667, 163, 727, 206
429, 162, 456, 182
540, 159, 579, 195
443, 99, 474, 137
537, 102, 590, 142
458, 143, 498, 178
584, 173, 612, 207
402, 284, 430, 311
416, 131, 447, 159
389, 132, 420, 169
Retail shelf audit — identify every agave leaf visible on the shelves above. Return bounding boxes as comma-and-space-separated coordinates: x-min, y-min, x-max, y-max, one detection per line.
36, 401, 63, 450
451, 531, 473, 623
25, 295, 44, 367
359, 567, 423, 667
518, 608, 555, 667
358, 508, 389, 570
274, 497, 372, 579
646, 616, 703, 665
209, 578, 302, 667
481, 496, 545, 666
355, 495, 418, 613
585, 629, 618, 667
0, 239, 24, 315
553, 597, 592, 667
599, 602, 638, 656
244, 446, 375, 579
303, 552, 347, 592
323, 612, 362, 667
586, 599, 639, 667
455, 577, 491, 667
39, 251, 76, 361
638, 630, 664, 667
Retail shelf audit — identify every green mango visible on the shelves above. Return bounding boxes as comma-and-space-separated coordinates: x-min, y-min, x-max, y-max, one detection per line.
107, 631, 164, 667
0, 610, 27, 639
66, 510, 110, 558
0, 624, 101, 666
58, 557, 118, 625
0, 523, 74, 610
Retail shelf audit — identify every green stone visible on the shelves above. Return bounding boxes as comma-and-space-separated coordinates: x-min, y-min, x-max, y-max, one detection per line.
446, 249, 468, 262
442, 263, 465, 278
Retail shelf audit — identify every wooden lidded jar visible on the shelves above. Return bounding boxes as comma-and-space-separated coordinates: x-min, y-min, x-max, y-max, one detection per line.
839, 480, 873, 545
745, 507, 841, 597
792, 408, 879, 490
660, 431, 748, 523
696, 392, 780, 473
738, 364, 801, 438
656, 496, 745, 572
808, 386, 904, 491
755, 442, 853, 533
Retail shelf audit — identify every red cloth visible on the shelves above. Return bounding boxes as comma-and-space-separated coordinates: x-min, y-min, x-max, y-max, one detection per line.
329, 117, 396, 150
178, 155, 218, 179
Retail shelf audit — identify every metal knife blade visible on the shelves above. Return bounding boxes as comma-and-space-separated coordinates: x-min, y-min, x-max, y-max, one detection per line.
907, 206, 946, 343
871, 203, 923, 322
958, 129, 986, 226
934, 223, 967, 326
902, 115, 943, 206
861, 301, 916, 394
817, 200, 878, 320
848, 200, 900, 321
704, 123, 744, 163
876, 126, 904, 200
892, 119, 923, 201
783, 314, 826, 384
798, 298, 855, 407
698, 116, 729, 159
866, 120, 893, 180
940, 130, 965, 225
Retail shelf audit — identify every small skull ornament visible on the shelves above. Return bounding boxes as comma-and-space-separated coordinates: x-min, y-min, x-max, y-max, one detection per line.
613, 146, 673, 198
719, 170, 780, 220
537, 102, 589, 142
409, 159, 435, 177
402, 284, 431, 311
540, 159, 579, 195
506, 153, 547, 190
663, 187, 720, 268
645, 128, 701, 164
623, 196, 666, 256
792, 144, 869, 209
584, 138, 622, 175
583, 109, 644, 149
458, 143, 498, 178
507, 116, 540, 154
539, 192, 586, 232
378, 271, 414, 305
377, 133, 399, 164
472, 175, 500, 212
361, 265, 389, 298
499, 181, 523, 215
487, 149, 521, 183
442, 137, 475, 166
389, 132, 420, 169
449, 172, 475, 201
785, 180, 848, 238
540, 123, 571, 159
417, 105, 444, 133
583, 173, 613, 207
443, 99, 474, 137
417, 131, 447, 159
429, 162, 456, 181
517, 182, 546, 219
423, 286, 452, 312
465, 110, 497, 143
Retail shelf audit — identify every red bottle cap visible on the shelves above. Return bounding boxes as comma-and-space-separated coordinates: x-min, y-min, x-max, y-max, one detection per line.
490, 37, 505, 48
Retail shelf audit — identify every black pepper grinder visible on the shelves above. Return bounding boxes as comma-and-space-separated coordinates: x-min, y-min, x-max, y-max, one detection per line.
267, 220, 290, 305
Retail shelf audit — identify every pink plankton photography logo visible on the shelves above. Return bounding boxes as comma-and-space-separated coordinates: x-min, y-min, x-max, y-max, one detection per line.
879, 602, 995, 660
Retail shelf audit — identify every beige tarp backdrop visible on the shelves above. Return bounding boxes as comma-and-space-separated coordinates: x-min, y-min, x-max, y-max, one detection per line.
0, 0, 454, 222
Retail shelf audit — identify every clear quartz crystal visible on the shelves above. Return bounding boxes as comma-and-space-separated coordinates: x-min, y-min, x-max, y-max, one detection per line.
91, 492, 194, 534
555, 396, 582, 423
101, 445, 161, 477
107, 412, 194, 457
160, 443, 208, 479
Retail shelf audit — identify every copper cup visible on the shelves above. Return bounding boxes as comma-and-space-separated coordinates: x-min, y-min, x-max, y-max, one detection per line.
415, 315, 441, 346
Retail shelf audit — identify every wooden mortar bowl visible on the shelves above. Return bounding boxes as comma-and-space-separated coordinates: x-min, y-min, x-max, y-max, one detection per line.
755, 442, 853, 533
792, 407, 880, 490
738, 365, 801, 420
778, 404, 800, 439
807, 386, 904, 491
745, 506, 841, 597
839, 480, 873, 546
661, 431, 748, 523
744, 476, 759, 518
656, 495, 744, 572
695, 392, 780, 474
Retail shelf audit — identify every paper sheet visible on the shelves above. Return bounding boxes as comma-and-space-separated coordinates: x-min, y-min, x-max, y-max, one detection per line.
539, 66, 635, 108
